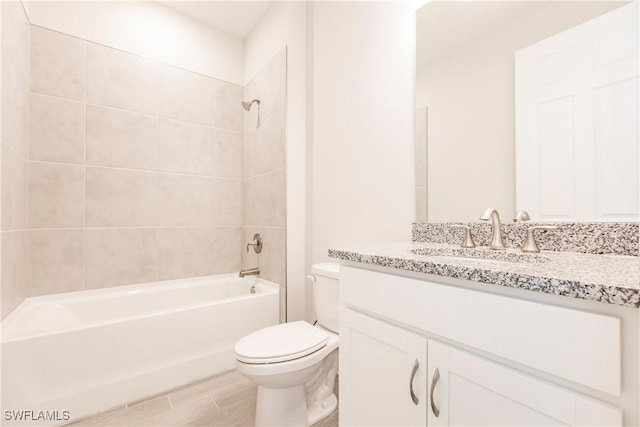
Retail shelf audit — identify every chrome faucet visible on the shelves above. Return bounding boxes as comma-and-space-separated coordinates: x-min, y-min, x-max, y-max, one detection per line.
239, 267, 260, 278
479, 207, 506, 250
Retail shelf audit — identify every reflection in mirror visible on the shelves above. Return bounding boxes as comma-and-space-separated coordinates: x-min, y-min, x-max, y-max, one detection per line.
415, 1, 638, 222
415, 107, 428, 222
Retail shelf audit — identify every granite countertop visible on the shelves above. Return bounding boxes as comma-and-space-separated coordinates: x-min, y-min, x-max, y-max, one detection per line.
328, 243, 640, 308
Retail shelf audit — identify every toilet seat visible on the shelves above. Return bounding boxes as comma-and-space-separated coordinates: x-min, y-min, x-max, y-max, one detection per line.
235, 321, 329, 364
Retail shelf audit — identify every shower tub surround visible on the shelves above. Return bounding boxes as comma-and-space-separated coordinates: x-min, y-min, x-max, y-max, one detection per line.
1, 274, 279, 425
21, 26, 245, 301
329, 222, 640, 307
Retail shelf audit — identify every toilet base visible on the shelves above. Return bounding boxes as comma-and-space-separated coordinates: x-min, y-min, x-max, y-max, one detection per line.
307, 393, 337, 425
254, 385, 337, 427
255, 385, 308, 427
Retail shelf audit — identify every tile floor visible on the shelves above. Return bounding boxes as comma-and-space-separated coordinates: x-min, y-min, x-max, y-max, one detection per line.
65, 370, 338, 427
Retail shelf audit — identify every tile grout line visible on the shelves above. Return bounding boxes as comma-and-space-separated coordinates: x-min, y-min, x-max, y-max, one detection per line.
83, 38, 88, 291
167, 395, 174, 410
155, 112, 160, 283
29, 90, 244, 135
28, 158, 244, 180
209, 394, 220, 410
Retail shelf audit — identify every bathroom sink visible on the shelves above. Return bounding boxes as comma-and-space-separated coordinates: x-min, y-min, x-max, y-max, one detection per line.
408, 247, 550, 264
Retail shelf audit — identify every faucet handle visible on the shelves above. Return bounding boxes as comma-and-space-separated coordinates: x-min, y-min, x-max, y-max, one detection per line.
451, 224, 476, 248
246, 233, 263, 253
513, 210, 531, 223
522, 225, 558, 253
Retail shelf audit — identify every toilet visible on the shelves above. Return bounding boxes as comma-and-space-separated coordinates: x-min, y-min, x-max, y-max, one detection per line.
234, 263, 340, 427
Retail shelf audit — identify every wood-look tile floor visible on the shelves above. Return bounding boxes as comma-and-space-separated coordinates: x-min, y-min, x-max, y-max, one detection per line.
65, 370, 338, 427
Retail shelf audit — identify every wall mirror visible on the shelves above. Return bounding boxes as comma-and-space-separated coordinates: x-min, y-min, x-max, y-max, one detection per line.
415, 1, 638, 223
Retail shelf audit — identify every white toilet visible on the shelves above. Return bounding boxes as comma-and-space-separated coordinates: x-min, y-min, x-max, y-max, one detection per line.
234, 263, 340, 427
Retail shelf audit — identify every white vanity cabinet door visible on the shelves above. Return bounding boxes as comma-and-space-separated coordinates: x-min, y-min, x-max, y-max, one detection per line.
339, 308, 427, 427
427, 340, 622, 427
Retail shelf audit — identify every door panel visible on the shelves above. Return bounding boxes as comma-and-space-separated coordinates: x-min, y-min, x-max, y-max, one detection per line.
427, 339, 622, 426
339, 308, 427, 426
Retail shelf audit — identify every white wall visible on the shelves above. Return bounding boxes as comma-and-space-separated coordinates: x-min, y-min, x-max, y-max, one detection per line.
23, 1, 244, 84
309, 2, 415, 262
415, 1, 626, 222
244, 2, 289, 85
244, 2, 308, 322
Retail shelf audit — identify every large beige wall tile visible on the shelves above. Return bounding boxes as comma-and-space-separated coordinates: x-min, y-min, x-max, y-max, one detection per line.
213, 80, 242, 132
27, 229, 84, 296
243, 108, 285, 178
29, 161, 85, 228
86, 228, 156, 288
1, 1, 30, 79
158, 174, 213, 226
1, 232, 16, 318
86, 43, 159, 115
243, 226, 285, 287
30, 26, 85, 101
1, 230, 28, 318
158, 64, 213, 126
213, 130, 242, 179
212, 178, 242, 226
86, 105, 158, 170
1, 52, 29, 156
243, 49, 286, 133
158, 119, 213, 175
1, 143, 13, 230
212, 226, 242, 274
86, 167, 157, 227
243, 168, 286, 227
243, 225, 285, 321
1, 143, 27, 231
11, 147, 27, 230
1, 144, 28, 231
30, 93, 85, 163
157, 227, 213, 280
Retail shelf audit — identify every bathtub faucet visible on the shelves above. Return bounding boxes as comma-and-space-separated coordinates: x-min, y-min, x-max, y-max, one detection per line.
239, 267, 260, 278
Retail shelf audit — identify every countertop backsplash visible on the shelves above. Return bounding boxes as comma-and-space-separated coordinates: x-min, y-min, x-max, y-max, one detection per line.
412, 222, 639, 257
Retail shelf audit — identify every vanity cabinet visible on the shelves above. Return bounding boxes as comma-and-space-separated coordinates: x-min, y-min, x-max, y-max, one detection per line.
340, 308, 426, 426
339, 266, 630, 426
427, 339, 621, 426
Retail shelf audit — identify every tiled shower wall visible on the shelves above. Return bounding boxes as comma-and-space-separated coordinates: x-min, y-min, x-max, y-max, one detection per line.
1, 20, 288, 319
21, 27, 245, 301
242, 50, 287, 317
1, 1, 30, 318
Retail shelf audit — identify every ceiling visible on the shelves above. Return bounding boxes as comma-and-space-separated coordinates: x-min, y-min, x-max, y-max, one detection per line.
161, 1, 272, 39
416, 1, 546, 68
416, 1, 628, 69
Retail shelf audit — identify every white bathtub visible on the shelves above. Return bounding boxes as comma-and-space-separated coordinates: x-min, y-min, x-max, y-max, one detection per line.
1, 274, 279, 425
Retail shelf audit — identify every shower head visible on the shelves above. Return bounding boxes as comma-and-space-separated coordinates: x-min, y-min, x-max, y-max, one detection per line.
242, 98, 260, 111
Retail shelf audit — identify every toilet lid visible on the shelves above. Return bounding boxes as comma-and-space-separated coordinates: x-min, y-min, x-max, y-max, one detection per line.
235, 321, 328, 364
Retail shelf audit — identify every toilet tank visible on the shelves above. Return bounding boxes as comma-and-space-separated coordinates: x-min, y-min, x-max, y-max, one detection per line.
310, 263, 340, 333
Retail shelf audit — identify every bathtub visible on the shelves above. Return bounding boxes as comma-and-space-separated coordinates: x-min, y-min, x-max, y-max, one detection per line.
1, 274, 279, 425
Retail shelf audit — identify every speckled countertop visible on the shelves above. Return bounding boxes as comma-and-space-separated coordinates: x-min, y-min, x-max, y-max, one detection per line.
328, 243, 640, 308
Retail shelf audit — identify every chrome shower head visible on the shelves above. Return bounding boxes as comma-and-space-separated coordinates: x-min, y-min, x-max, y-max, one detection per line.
242, 98, 260, 111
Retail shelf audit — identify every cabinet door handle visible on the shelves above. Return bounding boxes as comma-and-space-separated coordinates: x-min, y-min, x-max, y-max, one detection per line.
409, 359, 419, 405
430, 367, 440, 417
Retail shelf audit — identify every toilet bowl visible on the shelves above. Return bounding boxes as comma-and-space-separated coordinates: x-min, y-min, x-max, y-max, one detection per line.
234, 263, 340, 427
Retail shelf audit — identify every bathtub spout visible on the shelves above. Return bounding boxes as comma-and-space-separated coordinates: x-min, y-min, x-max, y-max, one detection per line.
239, 267, 260, 278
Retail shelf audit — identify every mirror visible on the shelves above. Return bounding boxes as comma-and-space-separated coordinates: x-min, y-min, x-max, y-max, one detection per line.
415, 1, 638, 222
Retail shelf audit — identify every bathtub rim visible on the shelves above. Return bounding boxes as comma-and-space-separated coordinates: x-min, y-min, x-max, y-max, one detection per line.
1, 273, 280, 344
